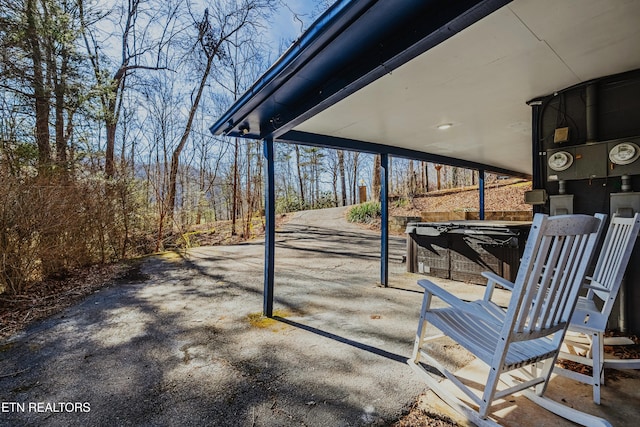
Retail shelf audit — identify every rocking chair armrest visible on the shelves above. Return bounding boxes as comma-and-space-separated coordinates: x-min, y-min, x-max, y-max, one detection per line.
417, 279, 470, 311
481, 271, 514, 302
481, 271, 514, 290
581, 277, 609, 293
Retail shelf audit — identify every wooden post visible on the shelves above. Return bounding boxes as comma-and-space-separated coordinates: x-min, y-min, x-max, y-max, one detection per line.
359, 184, 367, 203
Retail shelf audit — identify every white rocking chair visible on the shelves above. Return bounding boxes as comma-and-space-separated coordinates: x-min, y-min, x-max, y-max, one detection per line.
409, 213, 610, 427
555, 213, 640, 404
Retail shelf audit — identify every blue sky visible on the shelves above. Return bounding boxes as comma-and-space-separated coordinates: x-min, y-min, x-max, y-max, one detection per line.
267, 1, 331, 54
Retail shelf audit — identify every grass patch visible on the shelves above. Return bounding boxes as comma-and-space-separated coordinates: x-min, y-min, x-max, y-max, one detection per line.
158, 251, 184, 262
246, 309, 292, 329
393, 197, 409, 208
347, 201, 381, 223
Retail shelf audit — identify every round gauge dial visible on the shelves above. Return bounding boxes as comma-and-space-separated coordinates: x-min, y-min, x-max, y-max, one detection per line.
548, 151, 573, 171
609, 142, 640, 165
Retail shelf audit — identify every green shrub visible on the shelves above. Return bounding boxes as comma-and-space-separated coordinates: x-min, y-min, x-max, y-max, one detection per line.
347, 201, 381, 223
276, 195, 309, 214
276, 191, 338, 214
393, 197, 409, 208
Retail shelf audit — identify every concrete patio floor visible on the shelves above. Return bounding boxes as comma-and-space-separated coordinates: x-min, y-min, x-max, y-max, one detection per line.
1, 206, 638, 426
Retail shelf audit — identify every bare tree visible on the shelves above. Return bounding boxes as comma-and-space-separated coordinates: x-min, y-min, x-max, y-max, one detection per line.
346, 151, 360, 204
166, 1, 274, 228
78, 0, 178, 178
2, 0, 414, 293
137, 73, 180, 250
4, 0, 83, 172
24, 0, 51, 170
372, 154, 381, 202
337, 150, 347, 206
294, 144, 306, 207
168, 4, 255, 222
421, 161, 429, 192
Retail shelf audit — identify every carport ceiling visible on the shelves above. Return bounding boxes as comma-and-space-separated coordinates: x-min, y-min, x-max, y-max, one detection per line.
211, 0, 640, 177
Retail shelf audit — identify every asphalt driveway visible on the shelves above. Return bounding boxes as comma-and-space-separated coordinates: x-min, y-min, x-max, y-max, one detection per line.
0, 207, 462, 426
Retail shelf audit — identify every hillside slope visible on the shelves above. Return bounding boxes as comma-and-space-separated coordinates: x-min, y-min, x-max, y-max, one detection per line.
390, 179, 532, 216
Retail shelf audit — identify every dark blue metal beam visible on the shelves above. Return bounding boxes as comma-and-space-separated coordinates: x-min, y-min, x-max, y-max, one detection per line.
380, 153, 389, 287
479, 169, 485, 220
209, 0, 370, 139
279, 130, 531, 179
263, 137, 275, 317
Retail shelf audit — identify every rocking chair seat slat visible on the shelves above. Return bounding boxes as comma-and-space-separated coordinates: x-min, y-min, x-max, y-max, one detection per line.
427, 306, 559, 369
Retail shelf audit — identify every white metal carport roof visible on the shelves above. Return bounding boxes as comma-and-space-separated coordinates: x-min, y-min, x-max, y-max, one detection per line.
211, 0, 640, 177
209, 0, 640, 315
294, 1, 640, 175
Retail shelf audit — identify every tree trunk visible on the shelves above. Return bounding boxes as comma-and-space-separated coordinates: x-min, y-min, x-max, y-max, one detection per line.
435, 164, 442, 190
231, 138, 239, 235
104, 77, 121, 179
313, 149, 320, 207
331, 168, 338, 207
422, 161, 429, 193
295, 145, 305, 207
389, 156, 394, 194
408, 160, 416, 196
167, 52, 215, 224
197, 142, 206, 225
372, 154, 381, 202
79, 0, 142, 179
338, 150, 347, 206
54, 46, 68, 168
255, 142, 263, 214
26, 0, 51, 171
351, 152, 359, 204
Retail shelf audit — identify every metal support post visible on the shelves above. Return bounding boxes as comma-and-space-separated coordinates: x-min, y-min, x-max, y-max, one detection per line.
381, 153, 389, 287
479, 169, 485, 220
263, 137, 275, 317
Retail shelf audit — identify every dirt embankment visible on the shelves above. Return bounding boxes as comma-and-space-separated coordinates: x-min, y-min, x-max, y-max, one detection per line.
389, 178, 532, 216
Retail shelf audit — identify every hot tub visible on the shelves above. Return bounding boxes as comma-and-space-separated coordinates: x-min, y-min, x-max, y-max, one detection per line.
406, 220, 532, 285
